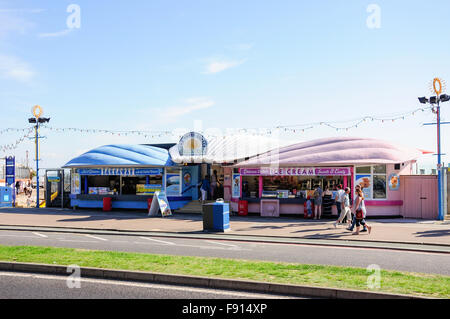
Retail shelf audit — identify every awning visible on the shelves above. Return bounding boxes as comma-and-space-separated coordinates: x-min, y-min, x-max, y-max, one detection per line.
63, 144, 175, 168
234, 137, 425, 167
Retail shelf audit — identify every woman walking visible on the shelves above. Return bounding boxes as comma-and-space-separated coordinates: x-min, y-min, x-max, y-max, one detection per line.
352, 188, 372, 235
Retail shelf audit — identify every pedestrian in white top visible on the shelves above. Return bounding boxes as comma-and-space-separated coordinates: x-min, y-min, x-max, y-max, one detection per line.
334, 187, 352, 228
334, 184, 345, 219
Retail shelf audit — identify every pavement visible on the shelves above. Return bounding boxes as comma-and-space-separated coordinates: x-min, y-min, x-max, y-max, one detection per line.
0, 207, 449, 249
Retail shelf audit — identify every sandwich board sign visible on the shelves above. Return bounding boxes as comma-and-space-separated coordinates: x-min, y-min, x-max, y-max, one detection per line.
148, 191, 172, 217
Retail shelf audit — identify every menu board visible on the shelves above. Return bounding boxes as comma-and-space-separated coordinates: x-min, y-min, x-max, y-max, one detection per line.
136, 184, 162, 196
88, 187, 110, 195
148, 191, 172, 217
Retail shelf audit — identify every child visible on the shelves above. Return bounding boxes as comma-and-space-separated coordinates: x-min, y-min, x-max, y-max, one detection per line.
306, 196, 313, 219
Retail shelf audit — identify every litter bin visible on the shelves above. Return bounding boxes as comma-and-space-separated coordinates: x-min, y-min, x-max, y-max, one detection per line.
103, 197, 112, 212
0, 187, 13, 208
202, 199, 230, 232
238, 200, 248, 216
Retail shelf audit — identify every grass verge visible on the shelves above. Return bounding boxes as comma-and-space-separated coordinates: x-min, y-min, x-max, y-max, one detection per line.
0, 245, 448, 298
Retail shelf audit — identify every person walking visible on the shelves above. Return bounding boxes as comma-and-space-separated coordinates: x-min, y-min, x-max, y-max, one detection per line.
15, 181, 20, 196
334, 187, 352, 227
199, 176, 210, 204
352, 187, 372, 235
313, 185, 323, 220
334, 184, 344, 220
347, 185, 368, 232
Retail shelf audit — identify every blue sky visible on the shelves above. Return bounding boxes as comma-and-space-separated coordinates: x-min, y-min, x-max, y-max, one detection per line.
1, 0, 449, 170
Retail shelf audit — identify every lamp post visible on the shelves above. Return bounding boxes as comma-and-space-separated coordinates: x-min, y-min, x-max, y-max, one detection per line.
419, 78, 449, 220
28, 105, 50, 208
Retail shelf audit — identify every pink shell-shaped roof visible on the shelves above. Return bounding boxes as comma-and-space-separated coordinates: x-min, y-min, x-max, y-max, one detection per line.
236, 137, 424, 167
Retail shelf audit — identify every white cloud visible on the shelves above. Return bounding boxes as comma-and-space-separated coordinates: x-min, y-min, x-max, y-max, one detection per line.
161, 97, 215, 120
204, 59, 246, 74
38, 28, 73, 38
0, 55, 35, 82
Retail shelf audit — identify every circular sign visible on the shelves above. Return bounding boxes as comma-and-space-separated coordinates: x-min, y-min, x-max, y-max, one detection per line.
433, 78, 443, 96
178, 132, 208, 157
32, 105, 43, 118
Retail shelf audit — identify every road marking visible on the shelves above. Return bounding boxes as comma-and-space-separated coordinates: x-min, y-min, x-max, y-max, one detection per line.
139, 237, 176, 245
59, 240, 98, 243
0, 272, 297, 299
32, 232, 48, 238
0, 234, 38, 238
84, 235, 108, 241
204, 240, 238, 248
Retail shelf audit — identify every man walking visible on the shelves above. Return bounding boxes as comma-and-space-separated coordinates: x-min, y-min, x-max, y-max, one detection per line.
334, 187, 352, 228
334, 184, 344, 220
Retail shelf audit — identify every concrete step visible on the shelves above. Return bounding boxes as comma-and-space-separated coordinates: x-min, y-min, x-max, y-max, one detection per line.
445, 214, 450, 221
175, 200, 219, 214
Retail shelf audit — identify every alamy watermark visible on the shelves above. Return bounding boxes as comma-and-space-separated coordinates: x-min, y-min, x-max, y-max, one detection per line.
366, 4, 381, 29
66, 4, 81, 30
66, 265, 81, 289
367, 264, 381, 289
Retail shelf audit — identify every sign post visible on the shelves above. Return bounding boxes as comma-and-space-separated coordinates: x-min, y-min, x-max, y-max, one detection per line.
5, 156, 15, 206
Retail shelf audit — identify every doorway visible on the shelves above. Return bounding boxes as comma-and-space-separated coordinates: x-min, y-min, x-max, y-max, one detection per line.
401, 175, 438, 219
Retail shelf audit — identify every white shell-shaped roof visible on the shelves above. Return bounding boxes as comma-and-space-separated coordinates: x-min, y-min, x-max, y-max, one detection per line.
235, 137, 424, 167
169, 134, 286, 164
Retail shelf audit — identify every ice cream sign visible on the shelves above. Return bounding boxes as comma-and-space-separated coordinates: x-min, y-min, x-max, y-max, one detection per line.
388, 173, 400, 191
240, 167, 351, 176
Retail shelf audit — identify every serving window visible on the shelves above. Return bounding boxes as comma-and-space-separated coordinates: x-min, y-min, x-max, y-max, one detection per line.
262, 176, 343, 193
242, 176, 259, 198
82, 176, 120, 195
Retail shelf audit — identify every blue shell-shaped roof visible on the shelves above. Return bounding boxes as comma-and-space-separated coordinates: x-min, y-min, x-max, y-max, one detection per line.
63, 144, 175, 167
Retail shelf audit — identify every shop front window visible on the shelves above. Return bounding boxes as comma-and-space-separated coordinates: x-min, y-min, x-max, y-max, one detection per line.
355, 165, 387, 199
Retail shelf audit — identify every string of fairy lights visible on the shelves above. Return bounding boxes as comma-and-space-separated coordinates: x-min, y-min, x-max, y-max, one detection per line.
0, 104, 437, 153
0, 128, 34, 153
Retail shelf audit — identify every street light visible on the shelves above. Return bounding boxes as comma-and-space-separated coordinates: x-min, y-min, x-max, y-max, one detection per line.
29, 106, 50, 208
418, 78, 448, 221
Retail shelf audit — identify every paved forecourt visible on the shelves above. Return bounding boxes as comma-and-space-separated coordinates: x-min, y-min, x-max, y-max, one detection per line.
0, 207, 449, 247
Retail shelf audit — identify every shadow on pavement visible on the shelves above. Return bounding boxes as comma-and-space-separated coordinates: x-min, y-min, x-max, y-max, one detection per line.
414, 229, 450, 238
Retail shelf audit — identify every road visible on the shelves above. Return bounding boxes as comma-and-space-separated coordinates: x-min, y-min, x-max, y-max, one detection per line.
0, 229, 449, 275
0, 271, 299, 299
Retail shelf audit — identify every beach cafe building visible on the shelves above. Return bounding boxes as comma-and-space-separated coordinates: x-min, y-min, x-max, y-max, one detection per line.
226, 137, 428, 218
62, 134, 433, 218
64, 144, 198, 210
